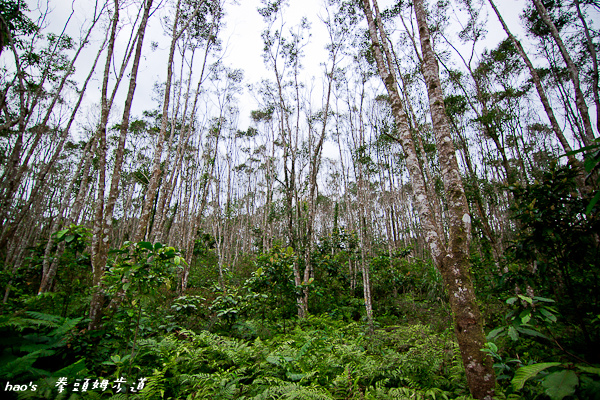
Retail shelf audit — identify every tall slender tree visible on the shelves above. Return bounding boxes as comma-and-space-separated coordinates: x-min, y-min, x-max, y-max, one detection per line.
360, 0, 495, 397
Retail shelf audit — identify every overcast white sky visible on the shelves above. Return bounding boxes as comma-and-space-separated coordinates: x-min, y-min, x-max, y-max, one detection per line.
42, 0, 527, 136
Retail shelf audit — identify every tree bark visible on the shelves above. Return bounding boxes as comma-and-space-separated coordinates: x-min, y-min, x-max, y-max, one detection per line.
134, 0, 205, 242
412, 1, 495, 397
487, 0, 575, 159
573, 0, 600, 135
360, 0, 495, 397
532, 0, 596, 144
89, 0, 154, 330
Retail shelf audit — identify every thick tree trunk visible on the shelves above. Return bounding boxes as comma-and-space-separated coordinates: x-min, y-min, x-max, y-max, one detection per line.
89, 0, 120, 331
360, 0, 495, 397
413, 1, 495, 397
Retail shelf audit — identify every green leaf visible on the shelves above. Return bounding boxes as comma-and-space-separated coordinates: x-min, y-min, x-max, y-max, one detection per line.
577, 365, 600, 376
586, 191, 600, 215
542, 370, 578, 400
517, 294, 533, 304
173, 256, 181, 265
154, 242, 163, 250
584, 156, 597, 173
539, 308, 557, 323
286, 372, 306, 381
487, 327, 505, 340
484, 342, 498, 353
506, 297, 517, 305
138, 241, 153, 250
533, 296, 555, 303
65, 235, 76, 243
516, 327, 549, 340
55, 229, 69, 239
512, 362, 560, 391
52, 359, 87, 378
508, 326, 519, 341
519, 310, 531, 324
164, 250, 176, 258
564, 141, 600, 157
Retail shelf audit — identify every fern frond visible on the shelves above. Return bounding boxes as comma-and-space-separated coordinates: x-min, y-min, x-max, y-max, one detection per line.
109, 394, 130, 400
24, 311, 63, 327
0, 315, 30, 331
252, 380, 333, 400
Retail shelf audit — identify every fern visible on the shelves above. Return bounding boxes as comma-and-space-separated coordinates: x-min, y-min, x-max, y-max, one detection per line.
0, 314, 30, 331
25, 311, 64, 326
110, 394, 130, 400
139, 368, 167, 399
366, 385, 451, 400
0, 312, 83, 381
251, 379, 333, 400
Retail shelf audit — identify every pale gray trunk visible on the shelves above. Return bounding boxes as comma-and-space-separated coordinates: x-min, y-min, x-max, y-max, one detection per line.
69, 139, 97, 225
413, 1, 495, 397
532, 0, 596, 144
360, 0, 495, 397
3, 33, 106, 242
0, 4, 105, 240
134, 0, 182, 242
89, 0, 153, 330
135, 0, 205, 242
487, 0, 574, 159
573, 0, 600, 135
89, 0, 120, 330
38, 137, 96, 294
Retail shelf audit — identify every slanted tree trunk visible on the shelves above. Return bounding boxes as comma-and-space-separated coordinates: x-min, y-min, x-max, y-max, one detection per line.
0, 3, 105, 244
38, 137, 96, 295
532, 0, 596, 144
487, 0, 574, 159
4, 31, 107, 245
413, 1, 495, 397
88, 0, 120, 331
360, 0, 495, 397
134, 0, 205, 242
573, 0, 600, 135
134, 0, 182, 242
89, 0, 154, 330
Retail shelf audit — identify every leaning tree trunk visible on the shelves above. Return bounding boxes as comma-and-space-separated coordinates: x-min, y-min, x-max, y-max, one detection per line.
360, 0, 495, 398
413, 1, 495, 397
89, 0, 153, 330
532, 0, 596, 145
487, 0, 575, 160
133, 0, 182, 242
134, 0, 204, 242
573, 0, 600, 135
